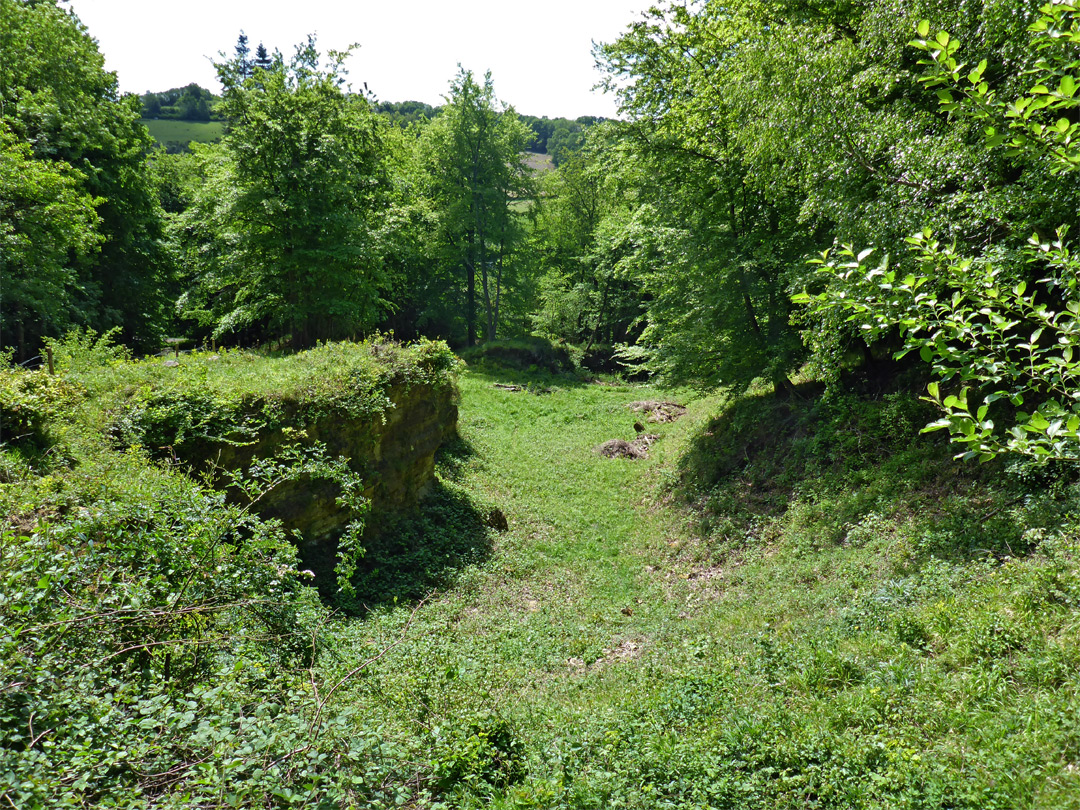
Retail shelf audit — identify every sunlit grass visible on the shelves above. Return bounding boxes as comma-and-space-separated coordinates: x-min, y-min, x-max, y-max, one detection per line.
339, 365, 1080, 809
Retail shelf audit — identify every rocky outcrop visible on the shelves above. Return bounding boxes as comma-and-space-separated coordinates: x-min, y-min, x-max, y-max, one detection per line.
191, 381, 458, 579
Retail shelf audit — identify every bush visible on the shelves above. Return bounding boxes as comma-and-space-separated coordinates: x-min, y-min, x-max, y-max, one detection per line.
460, 337, 573, 373
0, 366, 81, 452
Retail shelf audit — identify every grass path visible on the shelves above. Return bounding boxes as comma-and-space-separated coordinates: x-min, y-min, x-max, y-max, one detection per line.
339, 368, 722, 762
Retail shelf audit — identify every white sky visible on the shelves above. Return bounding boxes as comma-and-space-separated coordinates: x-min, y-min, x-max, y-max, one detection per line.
69, 0, 649, 119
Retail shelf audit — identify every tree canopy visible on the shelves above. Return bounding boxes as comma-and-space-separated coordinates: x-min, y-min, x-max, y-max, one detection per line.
174, 37, 388, 348
1, 0, 170, 359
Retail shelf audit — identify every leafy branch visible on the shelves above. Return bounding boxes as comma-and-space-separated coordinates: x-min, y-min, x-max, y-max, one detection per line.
796, 229, 1080, 460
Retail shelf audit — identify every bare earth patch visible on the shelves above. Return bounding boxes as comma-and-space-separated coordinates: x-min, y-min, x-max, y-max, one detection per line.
566, 638, 646, 674
628, 401, 687, 423
596, 434, 660, 460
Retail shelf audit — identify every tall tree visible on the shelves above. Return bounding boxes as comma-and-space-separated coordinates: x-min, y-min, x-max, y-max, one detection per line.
425, 68, 532, 345
1, 0, 170, 357
176, 37, 388, 348
0, 125, 101, 359
233, 31, 253, 80
597, 5, 814, 392
254, 43, 273, 72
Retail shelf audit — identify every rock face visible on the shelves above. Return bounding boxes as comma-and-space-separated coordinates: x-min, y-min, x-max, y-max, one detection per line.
196, 382, 458, 579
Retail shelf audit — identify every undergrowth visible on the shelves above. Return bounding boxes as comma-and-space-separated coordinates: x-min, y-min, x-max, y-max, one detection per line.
0, 336, 465, 808
3, 345, 1079, 808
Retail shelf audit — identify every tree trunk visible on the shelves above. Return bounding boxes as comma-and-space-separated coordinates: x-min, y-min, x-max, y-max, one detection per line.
492, 239, 505, 340
465, 227, 477, 347
584, 280, 610, 354
478, 204, 495, 342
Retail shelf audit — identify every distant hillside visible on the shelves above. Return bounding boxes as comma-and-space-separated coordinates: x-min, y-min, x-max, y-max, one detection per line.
142, 119, 223, 153
523, 151, 554, 174
140, 85, 601, 162
141, 83, 222, 122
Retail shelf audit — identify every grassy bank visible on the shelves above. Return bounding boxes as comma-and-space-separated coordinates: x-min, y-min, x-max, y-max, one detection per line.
3, 350, 1079, 808
346, 366, 1080, 809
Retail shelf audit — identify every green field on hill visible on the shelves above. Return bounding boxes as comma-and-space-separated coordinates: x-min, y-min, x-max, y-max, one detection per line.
141, 118, 223, 147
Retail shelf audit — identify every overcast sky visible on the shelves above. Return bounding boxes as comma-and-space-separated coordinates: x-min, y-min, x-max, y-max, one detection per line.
69, 0, 649, 119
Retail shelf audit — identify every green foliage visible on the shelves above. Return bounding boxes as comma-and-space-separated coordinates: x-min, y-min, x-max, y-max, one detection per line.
42, 327, 132, 374
140, 83, 221, 123
424, 68, 535, 345
528, 125, 646, 356
459, 337, 574, 374
1, 0, 171, 358
518, 113, 601, 157
800, 231, 1080, 460
596, 7, 820, 392
432, 711, 526, 795
0, 335, 463, 808
376, 99, 439, 126
910, 2, 1080, 172
799, 8, 1080, 461
177, 37, 388, 347
0, 365, 82, 453
0, 125, 102, 358
0, 488, 420, 808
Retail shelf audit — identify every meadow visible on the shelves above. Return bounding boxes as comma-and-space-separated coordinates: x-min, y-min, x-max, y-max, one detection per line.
4, 344, 1080, 808
336, 362, 1080, 809
141, 118, 223, 147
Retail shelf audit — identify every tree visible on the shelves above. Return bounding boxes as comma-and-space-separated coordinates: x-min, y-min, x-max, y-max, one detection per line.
594, 0, 1080, 393
425, 68, 533, 345
233, 31, 253, 79
1, 0, 171, 357
0, 126, 101, 359
596, 3, 814, 392
177, 36, 388, 348
530, 125, 644, 352
798, 4, 1080, 462
254, 43, 273, 72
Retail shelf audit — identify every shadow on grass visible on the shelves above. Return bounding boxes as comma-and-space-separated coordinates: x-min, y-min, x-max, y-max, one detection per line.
436, 433, 477, 483
464, 360, 624, 392
672, 370, 1058, 564
329, 438, 494, 615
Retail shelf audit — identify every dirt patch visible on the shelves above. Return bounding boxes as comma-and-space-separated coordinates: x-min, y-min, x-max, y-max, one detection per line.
596, 434, 660, 460
2, 507, 55, 537
687, 566, 725, 585
628, 401, 687, 423
608, 638, 644, 660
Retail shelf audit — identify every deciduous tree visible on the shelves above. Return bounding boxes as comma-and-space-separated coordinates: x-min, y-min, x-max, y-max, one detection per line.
179, 37, 388, 348
1, 0, 170, 357
425, 69, 533, 345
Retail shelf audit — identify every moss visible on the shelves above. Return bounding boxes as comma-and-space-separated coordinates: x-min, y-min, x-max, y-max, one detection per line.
9, 336, 462, 584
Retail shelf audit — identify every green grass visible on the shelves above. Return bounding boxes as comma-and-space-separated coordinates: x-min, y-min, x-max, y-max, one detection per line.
6, 348, 1080, 808
141, 117, 223, 146
327, 367, 1080, 809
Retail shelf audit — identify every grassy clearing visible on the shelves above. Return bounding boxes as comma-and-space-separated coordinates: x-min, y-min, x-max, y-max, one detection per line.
6, 347, 1080, 808
337, 366, 1080, 809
